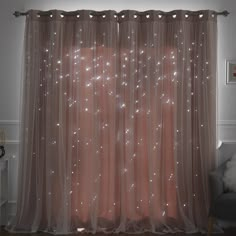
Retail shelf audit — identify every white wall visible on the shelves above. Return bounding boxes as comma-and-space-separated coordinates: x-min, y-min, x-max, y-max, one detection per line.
217, 0, 236, 141
0, 0, 236, 219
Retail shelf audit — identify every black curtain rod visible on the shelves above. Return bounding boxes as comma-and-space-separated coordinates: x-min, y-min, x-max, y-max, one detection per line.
13, 10, 229, 17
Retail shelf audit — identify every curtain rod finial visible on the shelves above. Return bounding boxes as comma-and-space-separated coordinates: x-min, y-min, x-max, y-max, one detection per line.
13, 11, 21, 17
222, 10, 229, 16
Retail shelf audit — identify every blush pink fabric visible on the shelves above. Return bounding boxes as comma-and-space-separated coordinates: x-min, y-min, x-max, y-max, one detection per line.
6, 10, 217, 234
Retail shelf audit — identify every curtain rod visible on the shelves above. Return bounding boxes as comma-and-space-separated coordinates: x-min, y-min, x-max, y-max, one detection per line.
13, 10, 229, 17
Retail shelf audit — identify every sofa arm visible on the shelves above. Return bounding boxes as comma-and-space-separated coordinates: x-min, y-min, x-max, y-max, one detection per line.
209, 163, 226, 203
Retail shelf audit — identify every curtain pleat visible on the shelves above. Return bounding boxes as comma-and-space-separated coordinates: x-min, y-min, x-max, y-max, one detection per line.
6, 9, 217, 234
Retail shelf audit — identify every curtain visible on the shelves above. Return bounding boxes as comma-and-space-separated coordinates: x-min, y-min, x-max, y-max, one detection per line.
6, 9, 217, 234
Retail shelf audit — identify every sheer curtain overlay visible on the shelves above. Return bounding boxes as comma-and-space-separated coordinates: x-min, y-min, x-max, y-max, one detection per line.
6, 10, 217, 234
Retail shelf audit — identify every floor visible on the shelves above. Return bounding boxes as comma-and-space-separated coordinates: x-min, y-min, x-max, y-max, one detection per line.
1, 227, 236, 236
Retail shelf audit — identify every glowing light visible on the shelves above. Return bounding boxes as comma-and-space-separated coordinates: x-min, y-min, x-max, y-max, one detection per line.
121, 103, 126, 108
